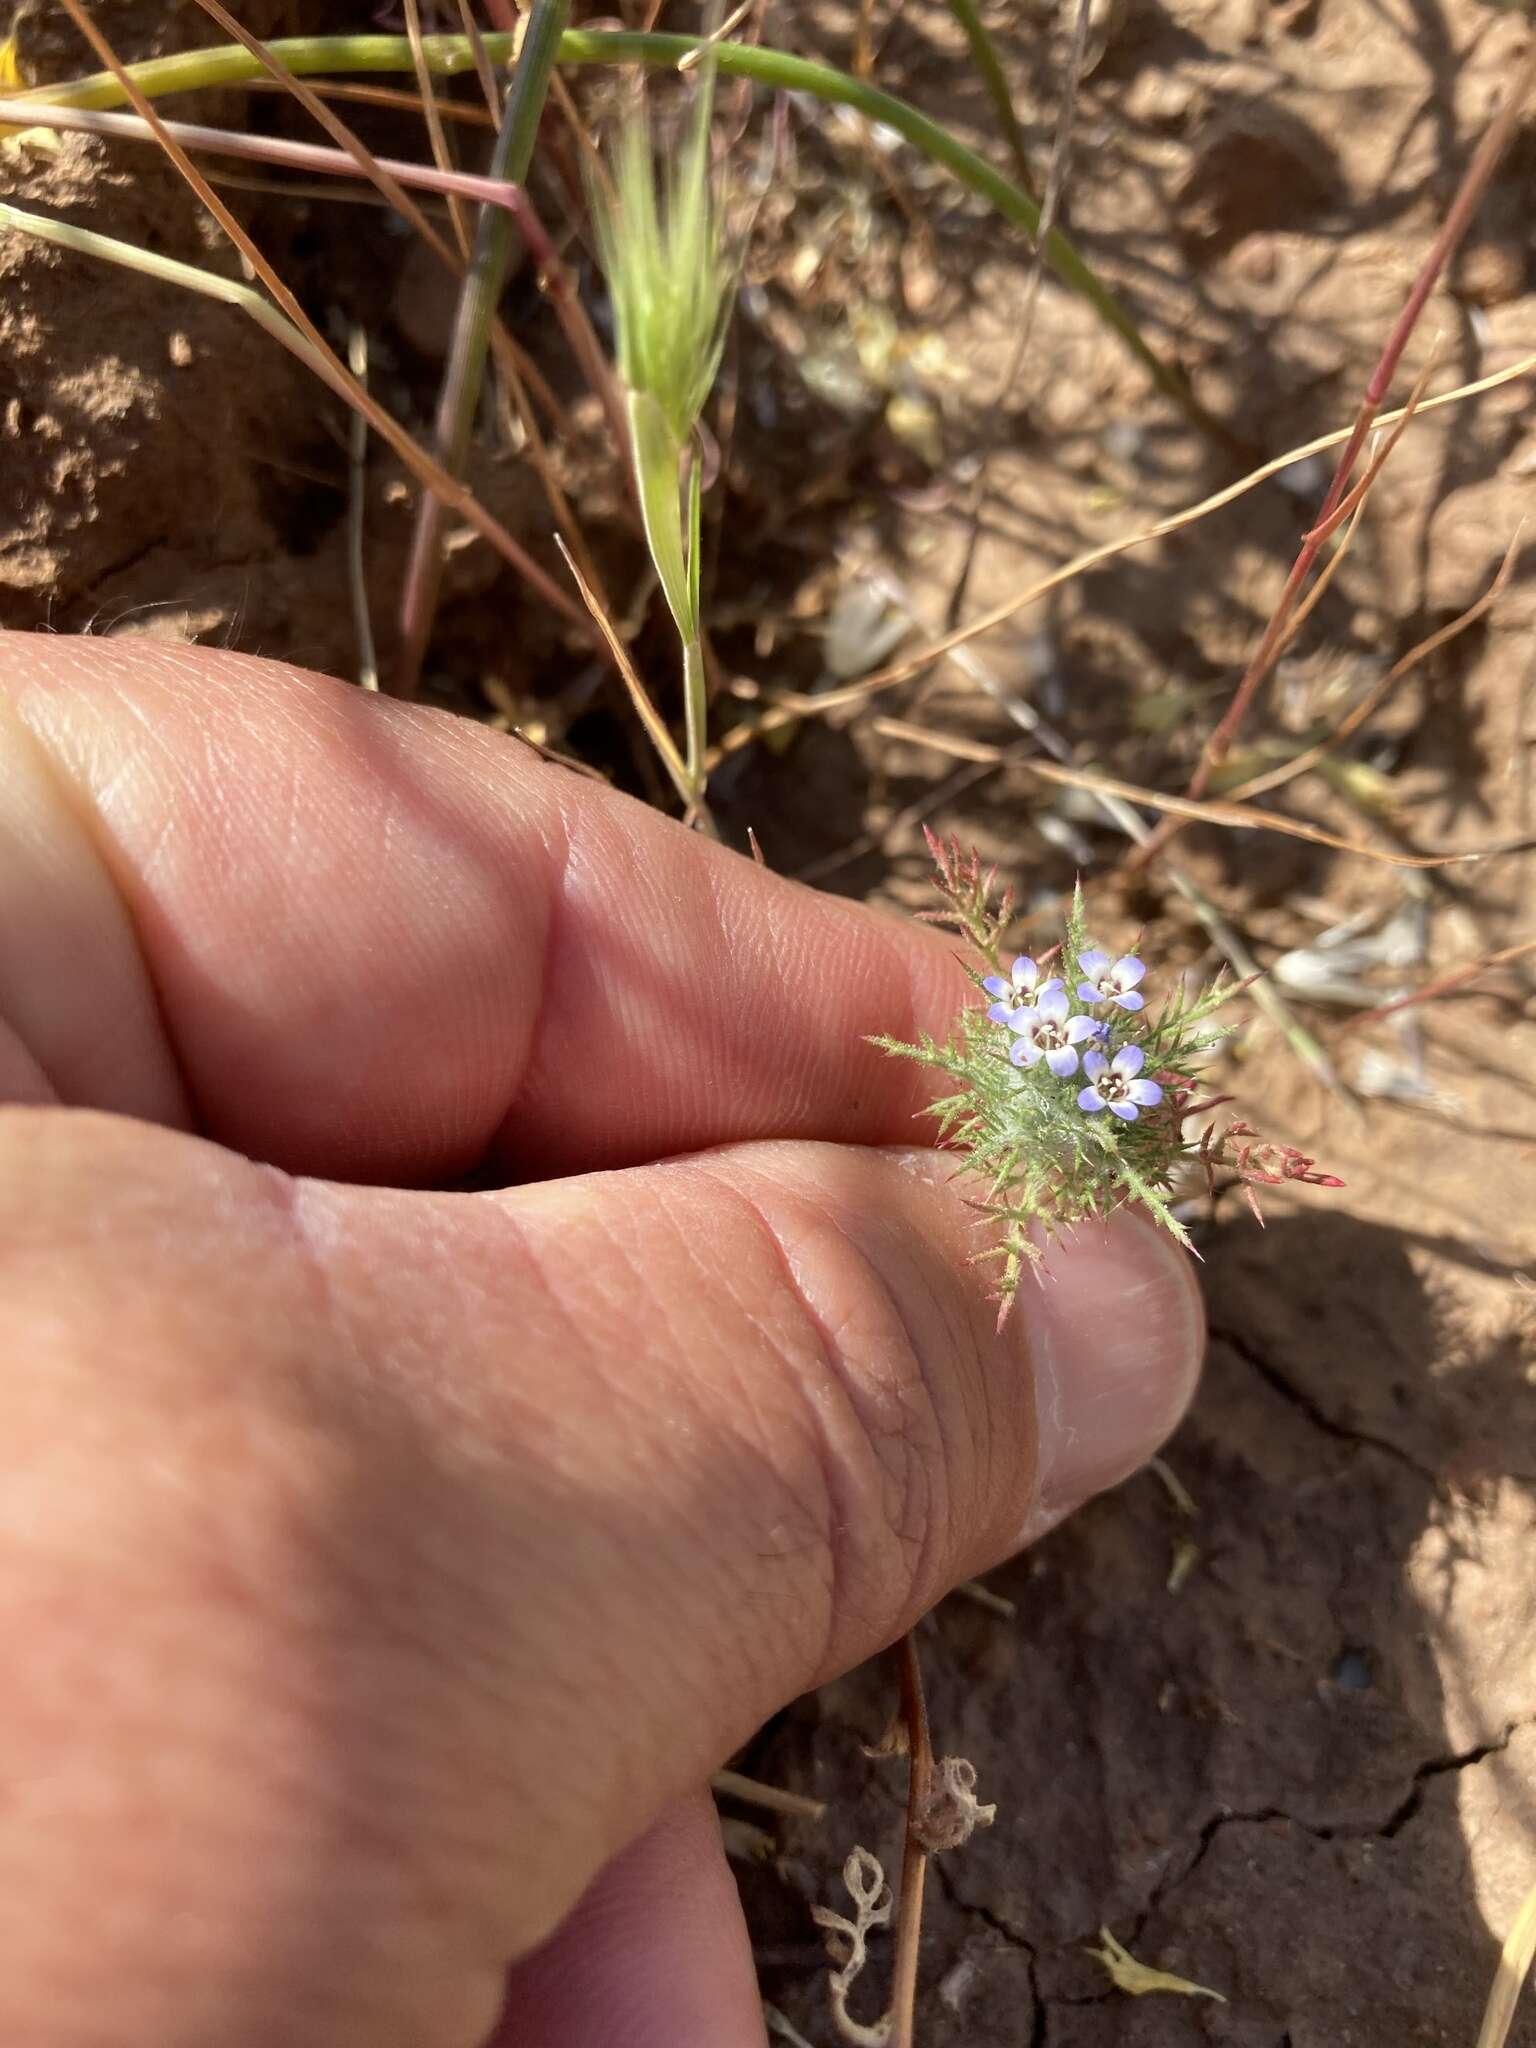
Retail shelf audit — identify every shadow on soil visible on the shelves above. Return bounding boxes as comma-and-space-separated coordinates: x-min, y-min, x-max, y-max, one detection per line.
741, 1208, 1536, 2046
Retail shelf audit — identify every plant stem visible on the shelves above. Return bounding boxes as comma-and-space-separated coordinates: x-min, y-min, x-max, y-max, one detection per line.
682, 635, 708, 796
23, 30, 1214, 434
1125, 30, 1536, 871
941, 0, 1037, 199
396, 0, 570, 697
890, 1631, 934, 2048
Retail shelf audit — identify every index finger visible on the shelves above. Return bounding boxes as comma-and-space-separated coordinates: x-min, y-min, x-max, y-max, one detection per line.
0, 633, 970, 1182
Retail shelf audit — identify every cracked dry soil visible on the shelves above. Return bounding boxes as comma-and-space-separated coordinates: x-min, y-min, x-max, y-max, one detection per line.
738, 1195, 1536, 2046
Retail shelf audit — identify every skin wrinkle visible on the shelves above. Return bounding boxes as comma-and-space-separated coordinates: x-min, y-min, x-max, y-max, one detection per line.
615, 1168, 856, 1713
487, 775, 590, 1176
473, 1172, 752, 1790
0, 1016, 55, 1106
692, 1167, 852, 1687
287, 1193, 611, 1776
1, 635, 973, 1183
0, 696, 191, 1123
696, 1157, 958, 1684
750, 1155, 977, 1620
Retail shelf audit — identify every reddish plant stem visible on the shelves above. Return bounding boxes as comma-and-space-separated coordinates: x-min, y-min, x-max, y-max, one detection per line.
888, 1631, 934, 2048
1128, 35, 1536, 875
1339, 936, 1536, 1032
0, 93, 562, 217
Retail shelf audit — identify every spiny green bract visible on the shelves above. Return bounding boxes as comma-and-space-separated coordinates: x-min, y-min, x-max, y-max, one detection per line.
873, 837, 1238, 1311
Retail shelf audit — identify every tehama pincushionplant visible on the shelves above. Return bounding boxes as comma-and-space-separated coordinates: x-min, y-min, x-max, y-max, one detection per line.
874, 834, 1342, 1315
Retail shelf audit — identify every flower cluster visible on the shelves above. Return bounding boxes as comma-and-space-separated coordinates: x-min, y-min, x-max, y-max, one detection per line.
986, 951, 1164, 1122
874, 833, 1341, 1313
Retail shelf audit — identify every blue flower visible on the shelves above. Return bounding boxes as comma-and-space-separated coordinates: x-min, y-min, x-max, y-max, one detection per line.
1077, 1043, 1163, 1121
983, 953, 1064, 1026
1009, 988, 1100, 1078
1076, 950, 1147, 1012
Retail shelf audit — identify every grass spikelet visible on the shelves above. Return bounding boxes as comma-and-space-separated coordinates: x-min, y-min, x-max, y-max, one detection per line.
590, 57, 734, 820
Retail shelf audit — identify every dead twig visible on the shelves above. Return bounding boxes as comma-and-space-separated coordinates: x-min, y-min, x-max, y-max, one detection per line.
863, 717, 1518, 869
711, 1767, 827, 1821
345, 325, 379, 693
1127, 33, 1536, 874
888, 1632, 933, 2048
1338, 936, 1536, 1033
706, 351, 1536, 758
1225, 529, 1524, 806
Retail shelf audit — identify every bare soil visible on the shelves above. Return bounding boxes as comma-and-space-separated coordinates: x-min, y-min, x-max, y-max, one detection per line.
3, 1, 1534, 2042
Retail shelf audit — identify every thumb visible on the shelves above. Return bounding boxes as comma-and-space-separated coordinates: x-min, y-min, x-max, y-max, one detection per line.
318, 1134, 1204, 1954
0, 1113, 1201, 2046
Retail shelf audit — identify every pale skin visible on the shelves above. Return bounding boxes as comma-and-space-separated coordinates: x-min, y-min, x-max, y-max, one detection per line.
0, 632, 1203, 2047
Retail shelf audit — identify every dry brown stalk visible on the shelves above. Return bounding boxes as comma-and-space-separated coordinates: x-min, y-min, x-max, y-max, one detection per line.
1124, 34, 1536, 875
862, 719, 1520, 870
1338, 936, 1536, 1033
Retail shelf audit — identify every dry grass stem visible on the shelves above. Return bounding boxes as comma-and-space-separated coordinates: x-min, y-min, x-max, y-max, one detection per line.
402, 0, 471, 254
1475, 1878, 1536, 2048
888, 1631, 934, 2048
865, 718, 1513, 869
1339, 935, 1536, 1033
555, 538, 699, 813
711, 1768, 828, 1821
1112, 35, 1536, 876
53, 0, 591, 638
708, 351, 1536, 759
345, 326, 379, 693
1225, 531, 1524, 806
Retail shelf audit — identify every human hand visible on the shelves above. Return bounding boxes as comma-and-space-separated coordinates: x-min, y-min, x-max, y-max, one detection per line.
0, 633, 1202, 2047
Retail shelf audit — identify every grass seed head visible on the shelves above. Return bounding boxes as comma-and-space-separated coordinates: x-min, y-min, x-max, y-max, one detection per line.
592, 76, 732, 453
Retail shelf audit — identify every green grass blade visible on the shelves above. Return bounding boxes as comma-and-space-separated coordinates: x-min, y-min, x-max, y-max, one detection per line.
940, 0, 1037, 200
686, 453, 703, 627
628, 391, 693, 637
18, 30, 1214, 430
0, 195, 330, 377
396, 0, 569, 694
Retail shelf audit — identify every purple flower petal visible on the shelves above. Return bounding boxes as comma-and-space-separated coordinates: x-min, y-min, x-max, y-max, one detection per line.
1077, 1085, 1107, 1113
1112, 990, 1146, 1012
1009, 1004, 1040, 1033
1010, 1039, 1039, 1067
1064, 1015, 1099, 1045
987, 999, 1015, 1025
1082, 1048, 1108, 1081
1035, 976, 1065, 997
1011, 955, 1038, 986
983, 975, 1009, 1000
1037, 987, 1069, 1023
1108, 1099, 1139, 1121
1112, 1043, 1145, 1077
1077, 950, 1109, 977
1114, 955, 1146, 987
1045, 1045, 1080, 1078
1128, 1079, 1163, 1107
1076, 981, 1103, 1006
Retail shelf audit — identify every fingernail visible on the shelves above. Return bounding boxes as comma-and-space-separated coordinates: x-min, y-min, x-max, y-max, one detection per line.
1019, 1211, 1204, 1541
